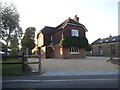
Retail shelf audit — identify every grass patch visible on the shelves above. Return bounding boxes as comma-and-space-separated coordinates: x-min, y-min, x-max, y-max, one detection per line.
2, 64, 23, 76
2, 59, 39, 76
2, 58, 22, 63
2, 59, 23, 76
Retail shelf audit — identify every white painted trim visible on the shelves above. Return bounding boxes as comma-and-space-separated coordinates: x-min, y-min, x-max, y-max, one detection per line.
70, 52, 80, 54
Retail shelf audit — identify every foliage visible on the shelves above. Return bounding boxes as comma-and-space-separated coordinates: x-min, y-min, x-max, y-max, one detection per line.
85, 44, 92, 51
9, 35, 19, 55
59, 36, 89, 48
0, 3, 23, 46
25, 27, 36, 39
10, 48, 18, 56
10, 35, 18, 48
21, 27, 36, 55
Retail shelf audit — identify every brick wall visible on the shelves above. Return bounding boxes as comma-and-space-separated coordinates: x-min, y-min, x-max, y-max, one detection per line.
63, 24, 86, 37
40, 46, 46, 58
53, 24, 86, 44
53, 44, 86, 59
63, 47, 86, 59
54, 44, 63, 58
92, 42, 120, 57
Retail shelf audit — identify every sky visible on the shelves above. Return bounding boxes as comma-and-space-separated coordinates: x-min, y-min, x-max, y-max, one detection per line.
1, 0, 119, 44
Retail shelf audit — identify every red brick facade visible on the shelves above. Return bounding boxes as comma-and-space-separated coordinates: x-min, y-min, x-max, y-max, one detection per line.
53, 44, 86, 59
36, 15, 88, 59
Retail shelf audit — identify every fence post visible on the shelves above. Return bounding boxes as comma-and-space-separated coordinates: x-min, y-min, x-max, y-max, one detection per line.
38, 55, 41, 74
22, 53, 25, 72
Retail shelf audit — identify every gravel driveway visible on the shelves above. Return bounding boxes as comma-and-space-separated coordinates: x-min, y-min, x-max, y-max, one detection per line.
41, 57, 118, 73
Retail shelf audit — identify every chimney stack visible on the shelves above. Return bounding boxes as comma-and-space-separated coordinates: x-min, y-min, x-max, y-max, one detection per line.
73, 15, 79, 23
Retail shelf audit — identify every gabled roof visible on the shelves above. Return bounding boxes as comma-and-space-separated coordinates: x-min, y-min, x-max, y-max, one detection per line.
55, 18, 88, 32
37, 16, 88, 37
41, 26, 56, 35
92, 35, 120, 45
37, 26, 56, 35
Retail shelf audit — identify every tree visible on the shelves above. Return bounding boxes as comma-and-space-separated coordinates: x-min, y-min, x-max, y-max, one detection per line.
10, 35, 19, 55
0, 3, 23, 47
21, 27, 36, 55
85, 44, 92, 51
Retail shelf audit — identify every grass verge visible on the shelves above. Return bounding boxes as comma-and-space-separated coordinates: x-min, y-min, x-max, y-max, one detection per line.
2, 59, 38, 76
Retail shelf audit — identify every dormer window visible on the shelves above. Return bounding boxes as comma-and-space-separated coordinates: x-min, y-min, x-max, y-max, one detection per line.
112, 38, 116, 41
100, 40, 103, 43
105, 39, 109, 42
71, 29, 79, 37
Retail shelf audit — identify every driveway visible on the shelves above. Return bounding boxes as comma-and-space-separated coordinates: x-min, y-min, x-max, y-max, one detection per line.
41, 56, 118, 73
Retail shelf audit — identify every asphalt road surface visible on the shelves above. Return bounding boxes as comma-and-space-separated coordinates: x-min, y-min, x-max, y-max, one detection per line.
2, 74, 119, 88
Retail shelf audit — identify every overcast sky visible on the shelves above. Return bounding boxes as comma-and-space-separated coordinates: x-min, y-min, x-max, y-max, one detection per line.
1, 0, 119, 44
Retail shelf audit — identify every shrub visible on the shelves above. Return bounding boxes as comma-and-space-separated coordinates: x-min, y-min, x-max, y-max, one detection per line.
59, 36, 89, 48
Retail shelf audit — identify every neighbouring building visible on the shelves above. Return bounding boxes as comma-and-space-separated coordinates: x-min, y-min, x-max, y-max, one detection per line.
35, 15, 89, 59
92, 35, 120, 57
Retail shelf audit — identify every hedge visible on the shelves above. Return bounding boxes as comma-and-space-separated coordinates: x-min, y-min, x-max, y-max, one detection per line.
59, 36, 89, 48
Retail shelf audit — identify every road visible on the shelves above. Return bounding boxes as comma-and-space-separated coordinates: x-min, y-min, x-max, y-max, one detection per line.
2, 74, 119, 88
2, 57, 119, 88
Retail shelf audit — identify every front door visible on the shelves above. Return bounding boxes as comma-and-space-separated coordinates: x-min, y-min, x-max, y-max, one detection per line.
46, 47, 54, 58
99, 46, 103, 56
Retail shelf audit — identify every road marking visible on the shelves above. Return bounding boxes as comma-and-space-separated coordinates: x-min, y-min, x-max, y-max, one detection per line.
40, 71, 118, 76
2, 78, 119, 83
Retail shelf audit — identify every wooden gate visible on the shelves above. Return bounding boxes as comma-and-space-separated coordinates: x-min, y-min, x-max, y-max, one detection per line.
1, 54, 41, 75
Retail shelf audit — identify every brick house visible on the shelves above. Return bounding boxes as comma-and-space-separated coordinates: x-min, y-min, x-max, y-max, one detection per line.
36, 15, 88, 59
92, 35, 120, 57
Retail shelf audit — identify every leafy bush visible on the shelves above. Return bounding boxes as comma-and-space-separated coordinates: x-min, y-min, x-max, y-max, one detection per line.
10, 48, 18, 56
59, 36, 89, 48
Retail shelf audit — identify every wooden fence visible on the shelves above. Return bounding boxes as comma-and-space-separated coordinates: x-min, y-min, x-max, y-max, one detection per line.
1, 54, 41, 73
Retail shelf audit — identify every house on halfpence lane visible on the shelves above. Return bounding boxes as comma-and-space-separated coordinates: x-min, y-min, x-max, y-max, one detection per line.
36, 15, 89, 59
92, 35, 120, 57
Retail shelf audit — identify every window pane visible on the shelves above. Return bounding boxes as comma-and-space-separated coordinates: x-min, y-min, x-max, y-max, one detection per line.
75, 30, 79, 37
70, 47, 79, 53
71, 29, 79, 37
72, 47, 74, 52
76, 48, 78, 52
75, 48, 77, 52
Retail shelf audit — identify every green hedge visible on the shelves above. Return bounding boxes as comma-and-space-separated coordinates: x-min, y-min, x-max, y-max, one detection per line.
59, 36, 89, 48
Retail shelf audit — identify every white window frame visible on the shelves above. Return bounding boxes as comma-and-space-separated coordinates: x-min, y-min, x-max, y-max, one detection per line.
112, 38, 116, 41
71, 29, 79, 37
100, 40, 103, 43
105, 39, 109, 42
51, 36, 53, 41
70, 47, 80, 54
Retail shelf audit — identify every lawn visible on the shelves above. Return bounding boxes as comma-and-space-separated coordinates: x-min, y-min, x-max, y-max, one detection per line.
2, 59, 22, 76
2, 58, 22, 63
